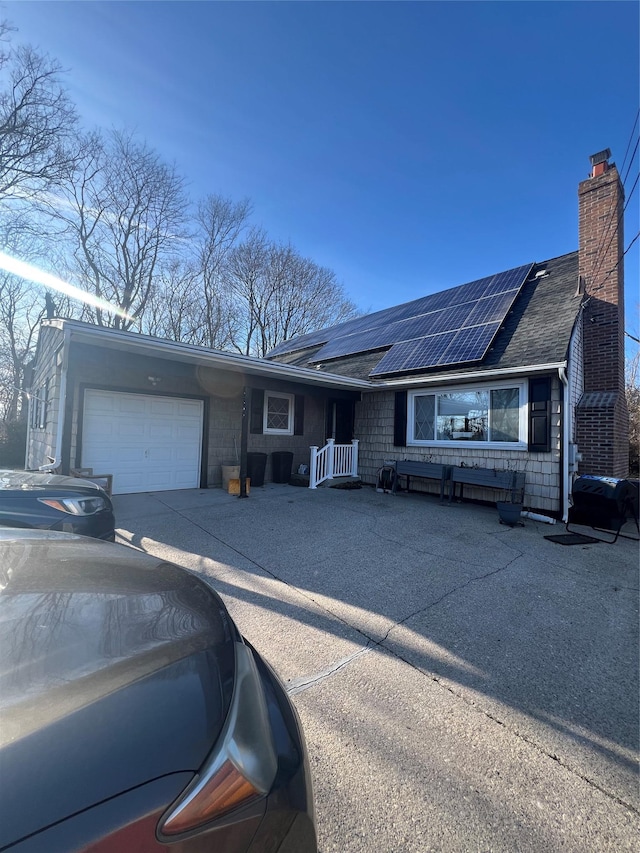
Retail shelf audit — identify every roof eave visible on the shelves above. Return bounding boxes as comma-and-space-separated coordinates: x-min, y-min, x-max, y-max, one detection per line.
46, 319, 372, 391
45, 321, 566, 393
369, 361, 567, 390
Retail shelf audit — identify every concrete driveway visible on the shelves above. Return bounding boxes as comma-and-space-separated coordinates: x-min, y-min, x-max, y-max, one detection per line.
113, 483, 639, 852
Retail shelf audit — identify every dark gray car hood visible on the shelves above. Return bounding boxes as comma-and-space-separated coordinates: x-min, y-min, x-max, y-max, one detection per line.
0, 531, 237, 846
0, 469, 103, 495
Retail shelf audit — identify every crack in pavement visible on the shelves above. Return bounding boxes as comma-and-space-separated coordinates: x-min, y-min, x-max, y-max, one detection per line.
376, 550, 525, 645
124, 495, 639, 817
286, 646, 373, 695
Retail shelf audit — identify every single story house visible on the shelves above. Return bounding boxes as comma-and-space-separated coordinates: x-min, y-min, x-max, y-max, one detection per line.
25, 151, 628, 519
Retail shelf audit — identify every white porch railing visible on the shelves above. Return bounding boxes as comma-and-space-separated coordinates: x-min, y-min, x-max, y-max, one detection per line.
309, 438, 359, 489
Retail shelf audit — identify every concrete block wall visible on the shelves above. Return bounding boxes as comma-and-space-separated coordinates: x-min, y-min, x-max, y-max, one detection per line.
354, 380, 563, 514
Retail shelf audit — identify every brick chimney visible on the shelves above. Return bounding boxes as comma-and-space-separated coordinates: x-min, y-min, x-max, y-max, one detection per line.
575, 149, 629, 477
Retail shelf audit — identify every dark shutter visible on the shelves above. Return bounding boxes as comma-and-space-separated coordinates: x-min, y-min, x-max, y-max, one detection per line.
294, 395, 304, 435
250, 388, 264, 434
393, 390, 407, 447
528, 377, 551, 452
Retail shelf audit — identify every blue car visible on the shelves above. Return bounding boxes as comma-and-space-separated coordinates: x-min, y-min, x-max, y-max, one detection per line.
0, 469, 115, 540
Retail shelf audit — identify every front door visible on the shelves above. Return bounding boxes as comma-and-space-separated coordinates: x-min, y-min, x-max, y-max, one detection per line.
326, 399, 354, 444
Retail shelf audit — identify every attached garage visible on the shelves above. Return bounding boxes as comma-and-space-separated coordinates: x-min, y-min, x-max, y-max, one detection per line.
26, 320, 369, 496
81, 390, 204, 495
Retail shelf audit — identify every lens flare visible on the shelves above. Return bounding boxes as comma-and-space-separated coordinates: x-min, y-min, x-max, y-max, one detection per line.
0, 252, 134, 322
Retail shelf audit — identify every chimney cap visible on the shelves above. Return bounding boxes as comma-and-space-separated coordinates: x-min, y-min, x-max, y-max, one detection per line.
589, 148, 611, 167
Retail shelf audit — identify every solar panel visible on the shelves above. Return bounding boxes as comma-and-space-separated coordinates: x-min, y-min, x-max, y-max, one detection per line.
269, 262, 532, 373
463, 291, 515, 326
370, 321, 502, 376
370, 332, 452, 376
267, 330, 329, 357
441, 322, 501, 364
313, 327, 396, 360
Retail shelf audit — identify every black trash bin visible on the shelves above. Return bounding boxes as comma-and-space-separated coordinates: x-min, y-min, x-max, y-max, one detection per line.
246, 452, 267, 487
271, 451, 294, 484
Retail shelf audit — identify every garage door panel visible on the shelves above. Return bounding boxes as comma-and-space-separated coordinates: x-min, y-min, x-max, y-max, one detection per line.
82, 390, 204, 495
147, 470, 173, 489
177, 425, 201, 441
83, 416, 113, 438
178, 400, 204, 416
174, 474, 197, 489
119, 397, 147, 415
117, 421, 147, 439
147, 446, 175, 463
176, 446, 198, 463
84, 397, 115, 414
149, 399, 178, 417
148, 423, 175, 441
119, 446, 147, 463
116, 470, 147, 492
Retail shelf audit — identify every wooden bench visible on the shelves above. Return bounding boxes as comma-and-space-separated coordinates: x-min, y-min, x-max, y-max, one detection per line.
393, 461, 452, 502
449, 467, 525, 505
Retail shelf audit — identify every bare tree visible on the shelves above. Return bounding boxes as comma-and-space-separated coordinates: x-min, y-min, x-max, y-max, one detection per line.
0, 213, 53, 422
225, 233, 358, 356
224, 228, 270, 355
265, 248, 357, 352
60, 129, 188, 329
195, 194, 252, 348
143, 259, 206, 344
0, 20, 78, 203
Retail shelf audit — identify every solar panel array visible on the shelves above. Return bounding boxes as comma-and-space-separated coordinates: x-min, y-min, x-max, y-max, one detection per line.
268, 263, 533, 375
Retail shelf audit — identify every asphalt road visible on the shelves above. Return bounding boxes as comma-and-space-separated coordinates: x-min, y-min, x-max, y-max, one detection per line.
114, 483, 640, 852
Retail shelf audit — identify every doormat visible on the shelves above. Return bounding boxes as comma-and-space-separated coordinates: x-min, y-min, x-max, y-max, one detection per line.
544, 533, 600, 546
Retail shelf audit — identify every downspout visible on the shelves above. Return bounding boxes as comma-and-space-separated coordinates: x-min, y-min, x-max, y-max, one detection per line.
24, 395, 33, 469
559, 366, 570, 522
39, 325, 70, 473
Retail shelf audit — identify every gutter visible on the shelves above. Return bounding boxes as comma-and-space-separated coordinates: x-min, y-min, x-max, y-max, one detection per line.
24, 395, 32, 470
45, 321, 567, 393
45, 320, 371, 391
371, 361, 568, 390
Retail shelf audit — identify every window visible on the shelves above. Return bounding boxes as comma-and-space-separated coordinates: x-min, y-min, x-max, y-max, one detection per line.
408, 382, 526, 447
30, 380, 49, 430
263, 391, 294, 435
38, 379, 49, 429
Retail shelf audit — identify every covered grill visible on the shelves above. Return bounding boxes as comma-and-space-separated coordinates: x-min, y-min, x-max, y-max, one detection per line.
568, 475, 638, 542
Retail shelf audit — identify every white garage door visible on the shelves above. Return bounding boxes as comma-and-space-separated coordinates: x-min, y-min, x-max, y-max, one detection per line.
82, 390, 204, 495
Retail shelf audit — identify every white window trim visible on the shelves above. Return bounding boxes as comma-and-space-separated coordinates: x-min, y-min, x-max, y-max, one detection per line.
263, 391, 294, 435
407, 379, 528, 449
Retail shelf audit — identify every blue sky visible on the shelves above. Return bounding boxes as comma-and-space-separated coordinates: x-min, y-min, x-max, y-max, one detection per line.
5, 1, 639, 347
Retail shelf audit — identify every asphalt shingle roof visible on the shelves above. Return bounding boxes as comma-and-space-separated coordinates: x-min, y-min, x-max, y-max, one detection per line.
269, 252, 581, 382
